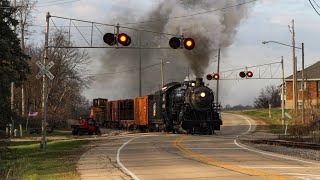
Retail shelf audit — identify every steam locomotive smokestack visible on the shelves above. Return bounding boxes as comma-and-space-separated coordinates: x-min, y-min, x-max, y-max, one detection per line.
196, 78, 204, 86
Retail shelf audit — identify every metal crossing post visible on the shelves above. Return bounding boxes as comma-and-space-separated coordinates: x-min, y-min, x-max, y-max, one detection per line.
281, 57, 285, 126
216, 48, 221, 106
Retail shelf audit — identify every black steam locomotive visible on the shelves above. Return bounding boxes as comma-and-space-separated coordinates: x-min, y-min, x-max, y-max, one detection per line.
160, 78, 222, 134
90, 78, 222, 135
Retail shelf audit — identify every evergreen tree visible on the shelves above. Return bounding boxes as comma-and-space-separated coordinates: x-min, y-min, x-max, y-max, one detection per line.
0, 0, 30, 128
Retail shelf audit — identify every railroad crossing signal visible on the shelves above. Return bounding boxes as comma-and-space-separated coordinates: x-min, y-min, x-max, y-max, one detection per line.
169, 37, 195, 50
36, 61, 54, 80
103, 33, 131, 46
206, 73, 219, 80
239, 71, 253, 78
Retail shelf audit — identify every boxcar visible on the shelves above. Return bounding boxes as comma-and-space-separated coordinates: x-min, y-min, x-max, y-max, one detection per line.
134, 96, 148, 130
118, 99, 134, 129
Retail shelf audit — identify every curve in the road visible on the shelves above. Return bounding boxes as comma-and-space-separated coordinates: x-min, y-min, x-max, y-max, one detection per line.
174, 135, 293, 180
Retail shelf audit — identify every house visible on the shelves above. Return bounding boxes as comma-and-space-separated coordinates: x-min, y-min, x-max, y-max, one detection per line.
285, 61, 320, 109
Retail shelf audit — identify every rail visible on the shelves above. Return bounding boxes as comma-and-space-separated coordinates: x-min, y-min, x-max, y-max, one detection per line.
242, 139, 320, 150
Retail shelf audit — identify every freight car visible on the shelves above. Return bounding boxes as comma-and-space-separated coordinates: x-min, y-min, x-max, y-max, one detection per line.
90, 78, 221, 134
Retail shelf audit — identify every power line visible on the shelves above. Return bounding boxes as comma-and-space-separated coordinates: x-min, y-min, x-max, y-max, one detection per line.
313, 0, 320, 8
36, 0, 80, 7
309, 0, 320, 16
120, 0, 257, 25
40, 0, 73, 4
30, 1, 257, 28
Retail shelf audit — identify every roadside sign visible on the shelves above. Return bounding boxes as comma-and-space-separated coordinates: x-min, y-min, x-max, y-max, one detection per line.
285, 112, 292, 119
35, 61, 55, 80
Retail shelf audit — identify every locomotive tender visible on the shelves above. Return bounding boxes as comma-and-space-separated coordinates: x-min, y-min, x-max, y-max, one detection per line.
90, 78, 222, 134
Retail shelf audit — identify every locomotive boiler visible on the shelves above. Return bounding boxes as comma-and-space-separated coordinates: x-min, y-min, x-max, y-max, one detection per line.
161, 78, 222, 134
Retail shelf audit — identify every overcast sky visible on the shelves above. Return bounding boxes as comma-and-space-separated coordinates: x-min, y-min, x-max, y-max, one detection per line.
27, 0, 320, 106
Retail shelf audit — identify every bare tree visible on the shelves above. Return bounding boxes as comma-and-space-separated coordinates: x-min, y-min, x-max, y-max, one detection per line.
254, 85, 281, 109
25, 30, 93, 127
13, 0, 37, 117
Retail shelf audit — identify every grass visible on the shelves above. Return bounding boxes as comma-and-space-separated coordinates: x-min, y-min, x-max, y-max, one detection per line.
227, 108, 285, 134
0, 139, 90, 180
25, 129, 72, 137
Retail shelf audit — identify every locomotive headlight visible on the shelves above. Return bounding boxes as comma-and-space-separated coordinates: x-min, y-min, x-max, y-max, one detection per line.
200, 92, 206, 97
191, 83, 195, 87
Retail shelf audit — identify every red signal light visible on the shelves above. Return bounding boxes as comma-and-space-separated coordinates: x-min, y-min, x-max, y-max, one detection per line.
246, 71, 253, 78
213, 74, 220, 80
239, 71, 246, 78
183, 38, 195, 50
118, 33, 131, 46
206, 74, 213, 80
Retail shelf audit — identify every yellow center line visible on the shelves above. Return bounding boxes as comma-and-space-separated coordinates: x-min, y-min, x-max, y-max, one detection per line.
173, 135, 294, 180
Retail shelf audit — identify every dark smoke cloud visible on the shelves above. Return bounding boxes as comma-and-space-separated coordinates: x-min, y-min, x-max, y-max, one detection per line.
96, 0, 254, 98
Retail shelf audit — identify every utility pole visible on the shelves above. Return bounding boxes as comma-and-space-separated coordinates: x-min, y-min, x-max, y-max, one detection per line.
160, 59, 164, 87
41, 12, 50, 151
291, 19, 297, 112
139, 30, 142, 96
216, 48, 221, 106
281, 56, 285, 126
20, 19, 25, 117
11, 0, 17, 136
301, 43, 305, 123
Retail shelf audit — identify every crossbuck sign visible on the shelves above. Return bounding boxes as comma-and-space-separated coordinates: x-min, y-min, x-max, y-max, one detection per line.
35, 61, 54, 80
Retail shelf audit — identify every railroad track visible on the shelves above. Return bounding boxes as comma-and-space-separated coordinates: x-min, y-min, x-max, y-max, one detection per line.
243, 139, 320, 150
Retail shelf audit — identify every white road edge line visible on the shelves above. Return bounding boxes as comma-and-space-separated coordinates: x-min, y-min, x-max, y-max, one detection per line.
117, 137, 140, 180
233, 115, 320, 166
234, 114, 253, 137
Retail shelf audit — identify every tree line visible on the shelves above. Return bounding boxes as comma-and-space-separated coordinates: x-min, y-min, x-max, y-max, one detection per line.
0, 0, 92, 133
224, 85, 281, 110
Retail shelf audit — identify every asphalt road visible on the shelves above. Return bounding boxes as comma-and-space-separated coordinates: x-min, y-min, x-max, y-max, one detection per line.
78, 113, 320, 180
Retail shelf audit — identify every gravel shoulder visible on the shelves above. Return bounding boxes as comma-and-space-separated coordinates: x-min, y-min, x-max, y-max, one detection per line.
241, 140, 320, 161
240, 116, 320, 162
